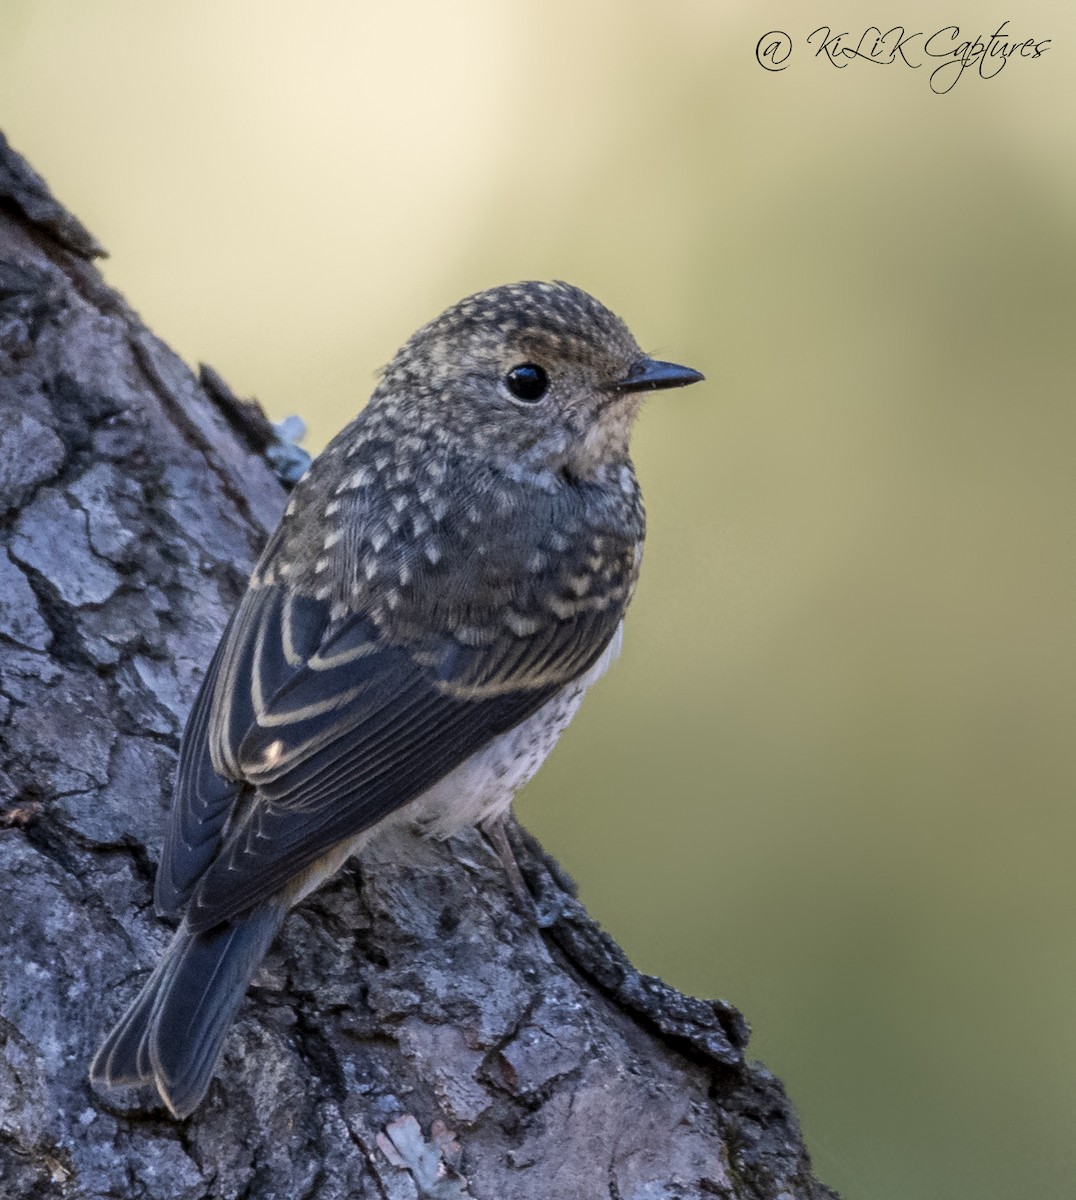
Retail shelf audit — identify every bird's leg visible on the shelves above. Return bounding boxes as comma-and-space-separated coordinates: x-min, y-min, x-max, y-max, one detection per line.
483, 813, 537, 919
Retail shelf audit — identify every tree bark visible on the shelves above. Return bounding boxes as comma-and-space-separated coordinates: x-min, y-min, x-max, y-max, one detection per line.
0, 131, 837, 1200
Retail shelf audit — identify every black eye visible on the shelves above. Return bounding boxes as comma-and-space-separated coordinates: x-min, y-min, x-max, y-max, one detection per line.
505, 363, 549, 403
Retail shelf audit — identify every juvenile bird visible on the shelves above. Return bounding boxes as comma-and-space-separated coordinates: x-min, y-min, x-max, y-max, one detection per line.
90, 280, 703, 1117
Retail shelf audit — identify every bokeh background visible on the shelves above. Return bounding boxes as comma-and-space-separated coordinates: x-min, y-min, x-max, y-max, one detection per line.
2, 2, 1073, 1196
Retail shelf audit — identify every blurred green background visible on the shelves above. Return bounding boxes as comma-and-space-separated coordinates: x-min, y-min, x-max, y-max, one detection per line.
2, 2, 1073, 1196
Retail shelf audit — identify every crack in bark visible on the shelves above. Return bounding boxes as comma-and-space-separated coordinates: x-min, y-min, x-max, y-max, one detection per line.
128, 331, 272, 556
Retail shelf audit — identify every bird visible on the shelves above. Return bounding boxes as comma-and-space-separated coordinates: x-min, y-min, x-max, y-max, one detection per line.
90, 280, 703, 1118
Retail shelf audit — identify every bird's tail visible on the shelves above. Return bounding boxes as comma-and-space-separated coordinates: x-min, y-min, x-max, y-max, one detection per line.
90, 904, 285, 1118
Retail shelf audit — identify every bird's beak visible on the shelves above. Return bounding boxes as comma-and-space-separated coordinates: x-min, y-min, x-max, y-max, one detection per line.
607, 357, 705, 394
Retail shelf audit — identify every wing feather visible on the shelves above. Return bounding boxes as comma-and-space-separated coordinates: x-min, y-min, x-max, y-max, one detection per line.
168, 578, 623, 933
154, 626, 241, 916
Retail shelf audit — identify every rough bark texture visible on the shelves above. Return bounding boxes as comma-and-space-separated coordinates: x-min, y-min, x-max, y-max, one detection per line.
0, 132, 837, 1200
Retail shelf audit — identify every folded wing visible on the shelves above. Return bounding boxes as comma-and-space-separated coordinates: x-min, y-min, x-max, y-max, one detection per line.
160, 566, 624, 933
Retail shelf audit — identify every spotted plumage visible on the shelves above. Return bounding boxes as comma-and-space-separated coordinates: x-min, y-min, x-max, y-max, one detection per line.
90, 280, 703, 1118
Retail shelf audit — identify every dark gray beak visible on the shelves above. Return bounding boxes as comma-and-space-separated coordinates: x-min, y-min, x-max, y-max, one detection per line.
608, 357, 705, 394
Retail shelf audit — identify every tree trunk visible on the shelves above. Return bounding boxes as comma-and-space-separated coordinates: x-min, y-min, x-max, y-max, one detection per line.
0, 131, 837, 1200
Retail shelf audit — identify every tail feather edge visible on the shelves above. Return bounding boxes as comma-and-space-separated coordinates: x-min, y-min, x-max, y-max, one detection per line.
90, 905, 285, 1117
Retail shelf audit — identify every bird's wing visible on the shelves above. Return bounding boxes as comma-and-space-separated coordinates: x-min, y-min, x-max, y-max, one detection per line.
154, 523, 310, 917
154, 618, 241, 915
166, 574, 623, 932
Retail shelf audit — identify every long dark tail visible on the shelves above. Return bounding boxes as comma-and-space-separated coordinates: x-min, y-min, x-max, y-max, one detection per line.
90, 904, 285, 1118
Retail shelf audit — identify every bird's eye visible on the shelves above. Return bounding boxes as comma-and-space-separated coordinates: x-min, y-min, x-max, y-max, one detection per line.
504, 363, 549, 403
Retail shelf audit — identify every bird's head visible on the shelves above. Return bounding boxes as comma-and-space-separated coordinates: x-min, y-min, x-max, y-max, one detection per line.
375, 281, 703, 483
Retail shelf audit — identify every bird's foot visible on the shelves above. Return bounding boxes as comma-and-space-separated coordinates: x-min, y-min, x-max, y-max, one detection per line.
482, 814, 540, 921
